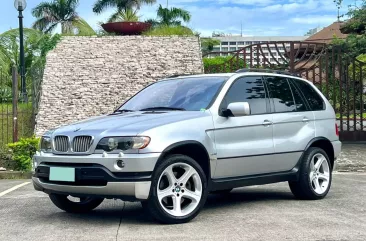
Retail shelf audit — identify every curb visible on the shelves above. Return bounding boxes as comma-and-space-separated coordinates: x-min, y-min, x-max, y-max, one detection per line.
0, 171, 32, 179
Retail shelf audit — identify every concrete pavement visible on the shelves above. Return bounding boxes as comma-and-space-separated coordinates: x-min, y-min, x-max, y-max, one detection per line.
0, 173, 365, 241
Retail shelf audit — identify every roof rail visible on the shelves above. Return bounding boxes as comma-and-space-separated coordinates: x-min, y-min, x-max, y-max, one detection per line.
165, 73, 196, 79
235, 68, 300, 77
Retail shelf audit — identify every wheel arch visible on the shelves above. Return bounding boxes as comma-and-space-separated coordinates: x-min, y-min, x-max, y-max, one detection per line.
305, 137, 335, 169
155, 141, 212, 181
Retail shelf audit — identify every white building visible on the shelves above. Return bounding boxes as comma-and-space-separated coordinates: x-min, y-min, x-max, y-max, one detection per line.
211, 36, 308, 65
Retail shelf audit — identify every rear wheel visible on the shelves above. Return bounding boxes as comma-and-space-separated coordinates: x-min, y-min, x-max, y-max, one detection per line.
142, 154, 208, 224
289, 147, 332, 200
49, 193, 104, 213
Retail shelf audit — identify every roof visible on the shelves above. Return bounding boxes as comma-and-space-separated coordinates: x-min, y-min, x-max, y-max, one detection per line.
213, 36, 307, 42
305, 21, 348, 43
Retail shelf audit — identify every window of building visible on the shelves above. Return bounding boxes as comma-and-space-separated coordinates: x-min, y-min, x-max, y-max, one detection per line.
292, 79, 325, 111
246, 41, 253, 45
221, 76, 268, 115
213, 47, 220, 51
229, 42, 237, 45
221, 47, 228, 51
266, 76, 296, 113
221, 42, 228, 45
230, 47, 237, 51
238, 42, 245, 45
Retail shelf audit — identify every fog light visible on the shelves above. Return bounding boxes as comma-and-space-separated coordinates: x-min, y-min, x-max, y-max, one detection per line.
117, 160, 125, 168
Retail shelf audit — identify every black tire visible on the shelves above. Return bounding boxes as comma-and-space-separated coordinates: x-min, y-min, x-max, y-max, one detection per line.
289, 147, 332, 200
210, 189, 233, 195
49, 193, 104, 213
142, 154, 208, 224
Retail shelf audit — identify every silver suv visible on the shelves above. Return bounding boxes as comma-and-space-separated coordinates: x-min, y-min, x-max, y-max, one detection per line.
33, 70, 342, 224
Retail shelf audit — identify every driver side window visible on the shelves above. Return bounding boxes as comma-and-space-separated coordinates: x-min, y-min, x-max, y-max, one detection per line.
220, 76, 269, 115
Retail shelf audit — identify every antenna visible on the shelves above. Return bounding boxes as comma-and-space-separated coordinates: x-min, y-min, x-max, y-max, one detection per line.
167, 0, 169, 8
241, 21, 243, 37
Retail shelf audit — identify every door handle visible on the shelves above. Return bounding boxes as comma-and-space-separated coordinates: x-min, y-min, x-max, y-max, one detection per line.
263, 120, 273, 126
302, 117, 310, 123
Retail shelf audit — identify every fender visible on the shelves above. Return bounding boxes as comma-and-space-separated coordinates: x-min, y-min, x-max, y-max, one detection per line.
155, 140, 212, 180
304, 137, 332, 152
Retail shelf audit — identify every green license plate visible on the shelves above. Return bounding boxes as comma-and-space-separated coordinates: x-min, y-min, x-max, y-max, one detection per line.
49, 167, 75, 182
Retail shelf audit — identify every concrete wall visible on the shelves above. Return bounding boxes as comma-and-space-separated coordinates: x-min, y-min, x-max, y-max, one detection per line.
35, 36, 203, 136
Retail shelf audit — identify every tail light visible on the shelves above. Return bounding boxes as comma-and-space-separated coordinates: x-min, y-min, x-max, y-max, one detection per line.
335, 123, 339, 136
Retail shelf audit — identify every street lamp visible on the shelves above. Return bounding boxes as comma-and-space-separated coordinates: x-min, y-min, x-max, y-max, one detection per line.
14, 0, 27, 102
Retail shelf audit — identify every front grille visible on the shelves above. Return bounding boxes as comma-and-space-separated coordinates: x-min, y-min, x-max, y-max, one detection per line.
73, 136, 93, 152
54, 136, 69, 152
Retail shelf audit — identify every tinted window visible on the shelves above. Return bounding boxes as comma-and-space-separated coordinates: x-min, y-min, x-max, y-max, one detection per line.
293, 79, 325, 111
266, 76, 296, 113
221, 76, 267, 115
289, 80, 307, 111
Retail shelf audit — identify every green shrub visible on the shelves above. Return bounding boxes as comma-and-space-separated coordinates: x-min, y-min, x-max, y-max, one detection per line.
7, 137, 40, 171
203, 56, 247, 73
143, 25, 194, 36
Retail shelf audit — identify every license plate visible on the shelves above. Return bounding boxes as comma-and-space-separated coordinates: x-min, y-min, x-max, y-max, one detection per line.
49, 167, 75, 182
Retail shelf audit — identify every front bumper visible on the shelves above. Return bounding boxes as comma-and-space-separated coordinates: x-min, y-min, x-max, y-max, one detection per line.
32, 152, 160, 200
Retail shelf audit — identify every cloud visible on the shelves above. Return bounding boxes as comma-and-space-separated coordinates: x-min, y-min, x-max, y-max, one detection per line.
290, 15, 337, 25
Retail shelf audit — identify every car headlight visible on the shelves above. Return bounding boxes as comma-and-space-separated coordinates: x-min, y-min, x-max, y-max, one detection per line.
96, 136, 150, 152
40, 136, 52, 153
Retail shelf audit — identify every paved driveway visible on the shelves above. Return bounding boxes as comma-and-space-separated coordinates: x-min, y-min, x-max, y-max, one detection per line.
0, 173, 365, 241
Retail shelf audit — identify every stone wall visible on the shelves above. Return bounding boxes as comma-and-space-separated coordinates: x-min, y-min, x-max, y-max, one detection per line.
35, 36, 203, 136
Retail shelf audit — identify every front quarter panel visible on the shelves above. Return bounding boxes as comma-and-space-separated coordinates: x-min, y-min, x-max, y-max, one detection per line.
138, 113, 217, 176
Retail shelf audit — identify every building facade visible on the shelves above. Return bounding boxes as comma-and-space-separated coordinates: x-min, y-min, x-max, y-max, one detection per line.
211, 36, 307, 65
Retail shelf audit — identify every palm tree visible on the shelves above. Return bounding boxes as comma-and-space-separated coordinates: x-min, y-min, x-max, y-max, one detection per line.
93, 0, 156, 22
147, 4, 191, 26
32, 0, 95, 35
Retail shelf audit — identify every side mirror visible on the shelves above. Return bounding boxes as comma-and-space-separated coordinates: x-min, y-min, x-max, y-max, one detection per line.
225, 102, 251, 117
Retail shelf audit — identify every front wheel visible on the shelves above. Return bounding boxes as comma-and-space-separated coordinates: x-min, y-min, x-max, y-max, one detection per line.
49, 193, 104, 213
143, 154, 208, 224
289, 147, 332, 200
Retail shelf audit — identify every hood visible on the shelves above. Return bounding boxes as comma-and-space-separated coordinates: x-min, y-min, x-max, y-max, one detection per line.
54, 111, 209, 136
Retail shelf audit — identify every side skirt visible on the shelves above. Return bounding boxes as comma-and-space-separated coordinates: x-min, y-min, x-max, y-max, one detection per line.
209, 168, 299, 192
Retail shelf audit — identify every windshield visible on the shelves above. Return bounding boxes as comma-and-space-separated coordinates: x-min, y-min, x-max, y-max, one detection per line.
119, 76, 227, 112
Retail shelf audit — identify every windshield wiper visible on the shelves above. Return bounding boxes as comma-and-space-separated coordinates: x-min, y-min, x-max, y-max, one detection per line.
113, 109, 135, 114
139, 107, 186, 111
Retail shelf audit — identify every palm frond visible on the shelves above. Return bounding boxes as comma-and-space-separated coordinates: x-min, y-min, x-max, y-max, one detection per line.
93, 0, 117, 14
72, 17, 97, 35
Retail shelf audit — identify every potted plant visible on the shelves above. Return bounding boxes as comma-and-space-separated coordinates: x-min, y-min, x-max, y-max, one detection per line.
93, 0, 156, 35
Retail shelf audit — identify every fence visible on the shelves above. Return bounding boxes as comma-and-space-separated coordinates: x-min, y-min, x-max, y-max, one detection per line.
0, 66, 43, 151
204, 42, 366, 141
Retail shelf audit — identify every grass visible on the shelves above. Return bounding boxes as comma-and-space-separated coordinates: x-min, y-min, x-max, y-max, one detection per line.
142, 25, 195, 36
0, 103, 33, 152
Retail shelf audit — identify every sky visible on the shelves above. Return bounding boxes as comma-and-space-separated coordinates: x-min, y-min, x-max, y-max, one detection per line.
0, 0, 356, 37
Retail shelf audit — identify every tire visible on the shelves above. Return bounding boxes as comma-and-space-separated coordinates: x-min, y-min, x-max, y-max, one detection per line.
49, 193, 104, 213
142, 154, 208, 224
210, 189, 233, 195
289, 147, 332, 200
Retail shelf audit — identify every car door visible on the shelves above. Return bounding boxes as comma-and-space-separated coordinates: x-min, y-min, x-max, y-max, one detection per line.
212, 76, 275, 178
265, 76, 316, 171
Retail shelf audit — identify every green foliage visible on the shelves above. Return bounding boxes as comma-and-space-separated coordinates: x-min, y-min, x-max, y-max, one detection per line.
142, 25, 194, 36
201, 38, 220, 54
93, 0, 156, 23
108, 8, 140, 22
203, 56, 247, 73
339, 0, 366, 34
149, 4, 191, 26
0, 28, 60, 75
7, 137, 40, 171
32, 0, 96, 35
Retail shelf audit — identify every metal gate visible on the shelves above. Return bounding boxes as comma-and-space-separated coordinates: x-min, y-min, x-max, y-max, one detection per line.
204, 42, 366, 142
0, 66, 43, 150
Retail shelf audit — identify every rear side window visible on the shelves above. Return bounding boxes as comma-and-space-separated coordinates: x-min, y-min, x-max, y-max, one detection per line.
288, 80, 307, 112
292, 79, 325, 111
221, 76, 268, 115
265, 76, 296, 113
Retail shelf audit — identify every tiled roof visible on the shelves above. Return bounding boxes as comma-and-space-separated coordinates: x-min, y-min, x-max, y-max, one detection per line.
305, 21, 348, 43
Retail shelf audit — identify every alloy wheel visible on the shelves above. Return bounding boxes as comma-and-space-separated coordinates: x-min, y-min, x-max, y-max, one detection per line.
309, 153, 330, 195
157, 162, 202, 217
